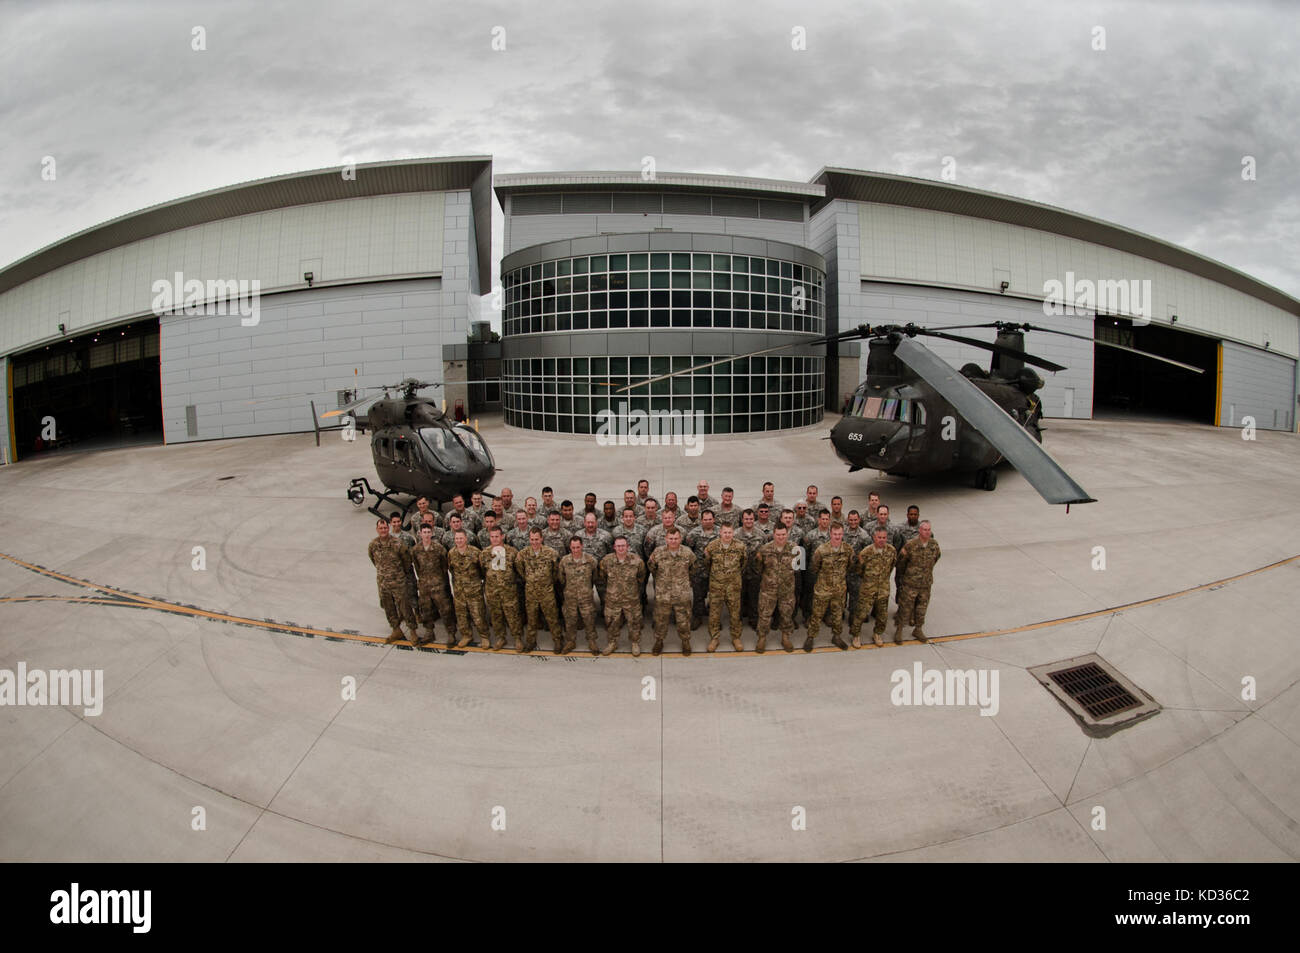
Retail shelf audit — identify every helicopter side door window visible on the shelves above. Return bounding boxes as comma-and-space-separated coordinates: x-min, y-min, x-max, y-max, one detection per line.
394, 439, 412, 468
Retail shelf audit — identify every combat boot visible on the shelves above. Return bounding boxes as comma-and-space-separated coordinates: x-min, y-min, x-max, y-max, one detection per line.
631, 639, 641, 657
912, 625, 928, 644
515, 638, 526, 654
456, 633, 472, 648
731, 637, 744, 652
707, 636, 720, 653
552, 638, 564, 655
652, 638, 664, 656
851, 634, 862, 649
802, 636, 814, 653
781, 634, 794, 653
891, 621, 905, 644
873, 632, 884, 647
445, 633, 458, 648
588, 638, 600, 656
755, 636, 766, 654
831, 634, 848, 651
386, 627, 403, 644
492, 636, 506, 651
681, 638, 692, 656
601, 639, 617, 656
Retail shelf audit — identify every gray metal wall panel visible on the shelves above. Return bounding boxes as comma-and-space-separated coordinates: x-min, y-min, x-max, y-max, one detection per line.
0, 356, 10, 464
1219, 341, 1296, 432
160, 278, 446, 442
855, 282, 1094, 419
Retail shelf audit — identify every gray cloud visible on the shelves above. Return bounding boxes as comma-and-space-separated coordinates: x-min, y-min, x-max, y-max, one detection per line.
1, 0, 1296, 306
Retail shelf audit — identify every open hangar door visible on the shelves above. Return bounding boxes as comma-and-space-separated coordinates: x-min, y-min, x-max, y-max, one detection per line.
1218, 340, 1296, 432
9, 319, 162, 460
1092, 317, 1217, 423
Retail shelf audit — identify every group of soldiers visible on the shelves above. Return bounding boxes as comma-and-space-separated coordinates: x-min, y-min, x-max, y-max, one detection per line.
366, 480, 941, 656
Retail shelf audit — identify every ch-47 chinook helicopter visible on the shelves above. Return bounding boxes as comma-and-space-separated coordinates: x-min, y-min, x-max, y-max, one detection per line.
319, 378, 497, 517
622, 321, 1202, 507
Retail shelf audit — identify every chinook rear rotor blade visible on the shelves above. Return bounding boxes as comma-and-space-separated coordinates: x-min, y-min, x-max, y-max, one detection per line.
894, 337, 1095, 506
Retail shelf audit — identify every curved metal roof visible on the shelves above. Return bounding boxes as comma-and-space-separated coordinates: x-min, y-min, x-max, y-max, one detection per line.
495, 170, 824, 203
0, 156, 493, 297
813, 167, 1299, 316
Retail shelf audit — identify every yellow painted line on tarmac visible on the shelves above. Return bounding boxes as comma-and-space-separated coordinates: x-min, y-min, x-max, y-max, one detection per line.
3, 551, 1297, 658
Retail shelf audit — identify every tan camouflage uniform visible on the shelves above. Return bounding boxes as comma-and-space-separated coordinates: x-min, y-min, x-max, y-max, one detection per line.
704, 537, 747, 649
598, 551, 645, 654
369, 535, 415, 633
896, 537, 941, 631
411, 539, 456, 641
754, 539, 797, 651
809, 541, 852, 647
479, 542, 522, 650
558, 551, 600, 652
647, 545, 695, 651
447, 545, 489, 646
516, 546, 562, 650
852, 543, 898, 643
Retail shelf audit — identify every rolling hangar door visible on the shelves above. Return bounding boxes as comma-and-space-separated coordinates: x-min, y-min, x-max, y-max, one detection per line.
1092, 318, 1218, 423
1218, 341, 1296, 432
8, 319, 162, 459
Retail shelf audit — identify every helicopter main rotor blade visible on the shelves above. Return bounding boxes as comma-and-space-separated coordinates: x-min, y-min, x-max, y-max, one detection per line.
914, 330, 1067, 373
894, 337, 1095, 506
320, 394, 380, 419
927, 322, 1205, 374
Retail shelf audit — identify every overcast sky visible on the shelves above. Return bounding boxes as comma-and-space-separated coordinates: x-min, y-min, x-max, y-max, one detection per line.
2, 0, 1297, 321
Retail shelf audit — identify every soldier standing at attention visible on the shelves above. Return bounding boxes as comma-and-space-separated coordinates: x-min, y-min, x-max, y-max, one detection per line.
635, 479, 652, 512
388, 513, 419, 610
687, 509, 719, 631
582, 492, 600, 522
559, 537, 600, 655
643, 508, 679, 559
507, 510, 532, 551
704, 521, 747, 652
695, 480, 716, 515
895, 521, 940, 643
793, 500, 816, 537
517, 529, 562, 653
413, 524, 457, 647
829, 495, 845, 526
866, 492, 881, 523
498, 487, 518, 520
468, 491, 490, 530
599, 536, 646, 656
475, 512, 500, 549
801, 510, 834, 625
524, 496, 545, 531
809, 524, 852, 652
370, 517, 416, 644
754, 525, 798, 653
539, 486, 560, 519
753, 502, 777, 540
678, 495, 702, 532
479, 526, 522, 652
437, 513, 464, 552
447, 529, 489, 649
735, 509, 764, 627
638, 497, 661, 532
852, 527, 898, 647
842, 510, 869, 625
868, 504, 896, 552
803, 484, 820, 516
623, 489, 642, 519
647, 528, 696, 656
661, 491, 681, 523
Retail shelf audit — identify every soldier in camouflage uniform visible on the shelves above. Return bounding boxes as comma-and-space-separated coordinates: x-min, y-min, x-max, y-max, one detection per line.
661, 491, 681, 525
599, 536, 645, 656
468, 492, 490, 532
575, 513, 613, 618
413, 524, 457, 646
895, 521, 940, 643
498, 487, 518, 521
613, 507, 648, 611
447, 530, 489, 648
475, 512, 501, 549
558, 537, 599, 655
516, 530, 562, 652
686, 509, 719, 630
800, 511, 834, 625
386, 513, 420, 612
678, 496, 702, 533
437, 513, 466, 552
853, 526, 899, 646
507, 510, 532, 551
479, 527, 522, 651
642, 509, 680, 560
694, 481, 716, 516
703, 521, 747, 652
599, 500, 620, 535
448, 494, 480, 535
842, 510, 870, 625
369, 518, 416, 643
637, 498, 661, 533
541, 511, 571, 557
752, 502, 777, 541
538, 487, 560, 520
622, 489, 643, 519
524, 497, 546, 531
754, 525, 798, 653
647, 528, 695, 655
893, 506, 922, 602
713, 487, 742, 529
735, 509, 764, 626
752, 481, 782, 516
867, 505, 897, 553
809, 525, 852, 651
793, 501, 816, 537
404, 496, 438, 534
558, 500, 582, 535
829, 496, 845, 528
866, 492, 881, 524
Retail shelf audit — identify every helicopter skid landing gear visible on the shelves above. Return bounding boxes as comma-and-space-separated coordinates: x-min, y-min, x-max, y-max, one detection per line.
348, 477, 410, 519
976, 468, 998, 491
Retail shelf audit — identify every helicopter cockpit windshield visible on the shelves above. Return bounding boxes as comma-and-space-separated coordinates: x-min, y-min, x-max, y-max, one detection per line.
453, 426, 494, 467
419, 426, 462, 467
845, 392, 928, 426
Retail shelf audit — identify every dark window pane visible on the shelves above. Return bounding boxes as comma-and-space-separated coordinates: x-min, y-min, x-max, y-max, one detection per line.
651, 253, 670, 268
630, 309, 649, 326
672, 272, 690, 289
591, 292, 607, 310
609, 309, 628, 328
694, 309, 711, 327
651, 271, 669, 289
630, 253, 648, 269
573, 275, 589, 292
672, 310, 689, 327
652, 309, 670, 327
693, 273, 711, 289
630, 271, 649, 289
651, 290, 670, 307
672, 253, 691, 269
610, 254, 627, 270
590, 255, 607, 272
572, 258, 588, 274
693, 253, 711, 269
591, 274, 608, 292
630, 291, 648, 308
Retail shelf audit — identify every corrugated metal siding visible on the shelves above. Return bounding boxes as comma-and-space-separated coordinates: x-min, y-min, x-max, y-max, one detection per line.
1219, 341, 1296, 432
855, 282, 1094, 419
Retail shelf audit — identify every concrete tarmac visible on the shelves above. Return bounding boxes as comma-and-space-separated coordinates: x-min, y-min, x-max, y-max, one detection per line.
0, 413, 1297, 861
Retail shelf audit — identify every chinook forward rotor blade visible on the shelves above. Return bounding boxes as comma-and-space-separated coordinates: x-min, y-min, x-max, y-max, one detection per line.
894, 337, 1095, 506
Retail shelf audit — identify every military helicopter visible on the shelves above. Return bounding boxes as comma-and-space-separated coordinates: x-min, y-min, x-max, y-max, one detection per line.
620, 322, 1202, 507
320, 378, 497, 517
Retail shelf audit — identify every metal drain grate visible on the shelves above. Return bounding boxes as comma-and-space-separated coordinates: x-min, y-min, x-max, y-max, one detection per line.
1047, 662, 1141, 719
1029, 653, 1160, 737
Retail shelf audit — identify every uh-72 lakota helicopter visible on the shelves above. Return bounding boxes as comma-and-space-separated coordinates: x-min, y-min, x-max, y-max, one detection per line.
318, 378, 497, 518
622, 321, 1202, 508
